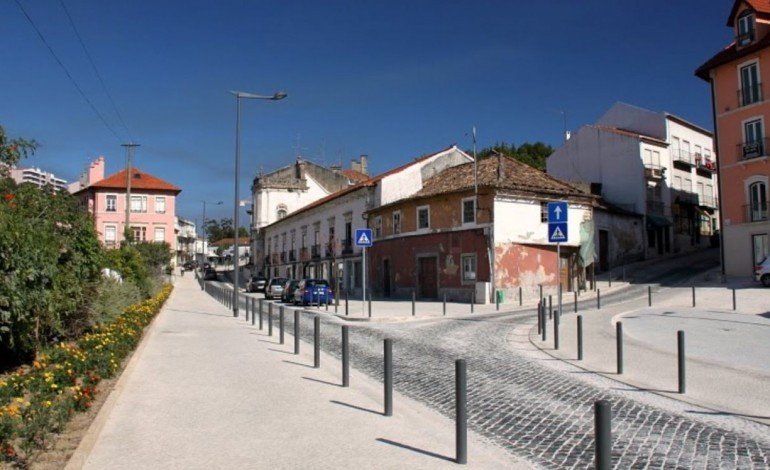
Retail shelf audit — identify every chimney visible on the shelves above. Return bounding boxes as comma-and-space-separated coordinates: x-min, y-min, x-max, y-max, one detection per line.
295, 157, 306, 179
350, 158, 361, 173
86, 156, 105, 186
359, 154, 368, 175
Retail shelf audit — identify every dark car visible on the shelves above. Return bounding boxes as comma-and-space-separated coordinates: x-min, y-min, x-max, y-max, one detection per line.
294, 279, 334, 306
183, 261, 196, 271
246, 275, 267, 293
281, 279, 300, 303
203, 267, 218, 280
265, 277, 288, 300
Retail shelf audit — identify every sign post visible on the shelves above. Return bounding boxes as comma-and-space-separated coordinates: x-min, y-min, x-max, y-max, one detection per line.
355, 228, 373, 316
547, 202, 568, 318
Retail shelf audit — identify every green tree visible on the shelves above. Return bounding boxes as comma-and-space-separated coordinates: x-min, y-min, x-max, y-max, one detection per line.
133, 241, 172, 274
474, 141, 554, 170
206, 218, 248, 242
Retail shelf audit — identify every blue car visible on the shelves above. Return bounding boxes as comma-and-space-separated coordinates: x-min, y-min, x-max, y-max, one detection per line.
294, 279, 334, 306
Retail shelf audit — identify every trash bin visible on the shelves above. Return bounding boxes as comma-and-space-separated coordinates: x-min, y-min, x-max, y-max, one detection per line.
496, 290, 504, 304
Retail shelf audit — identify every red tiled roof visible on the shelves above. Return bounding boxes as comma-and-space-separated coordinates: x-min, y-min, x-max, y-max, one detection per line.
728, 0, 770, 26
414, 153, 591, 200
339, 169, 369, 182
77, 168, 181, 195
211, 237, 251, 247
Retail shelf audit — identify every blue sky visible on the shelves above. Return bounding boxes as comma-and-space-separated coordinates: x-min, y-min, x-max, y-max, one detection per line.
1, 0, 732, 224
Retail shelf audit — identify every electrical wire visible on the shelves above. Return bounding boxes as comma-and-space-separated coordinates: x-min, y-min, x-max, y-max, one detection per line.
58, 0, 134, 143
13, 0, 124, 143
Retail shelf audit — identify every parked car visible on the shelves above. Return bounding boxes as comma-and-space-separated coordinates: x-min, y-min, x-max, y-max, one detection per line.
246, 275, 267, 293
183, 261, 196, 271
281, 279, 300, 302
203, 267, 218, 280
294, 279, 334, 306
265, 277, 288, 300
755, 256, 770, 287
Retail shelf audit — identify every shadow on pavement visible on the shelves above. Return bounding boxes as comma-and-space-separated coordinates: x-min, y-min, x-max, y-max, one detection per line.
687, 409, 770, 420
282, 360, 314, 369
330, 400, 381, 416
375, 438, 454, 463
302, 376, 342, 387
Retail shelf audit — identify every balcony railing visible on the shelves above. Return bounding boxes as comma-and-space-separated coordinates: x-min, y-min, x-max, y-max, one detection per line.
265, 255, 271, 266
738, 82, 763, 107
300, 247, 310, 261
699, 195, 718, 209
644, 164, 666, 180
289, 250, 296, 261
737, 139, 769, 161
280, 251, 286, 262
342, 238, 353, 254
737, 29, 756, 47
744, 204, 769, 223
311, 244, 321, 258
696, 157, 717, 172
326, 246, 335, 257
671, 149, 693, 165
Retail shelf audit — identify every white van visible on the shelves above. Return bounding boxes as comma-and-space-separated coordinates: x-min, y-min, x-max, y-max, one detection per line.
755, 256, 770, 287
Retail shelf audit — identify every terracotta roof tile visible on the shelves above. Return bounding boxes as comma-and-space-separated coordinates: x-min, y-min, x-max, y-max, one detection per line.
78, 168, 181, 194
339, 169, 369, 182
729, 0, 770, 25
415, 153, 591, 200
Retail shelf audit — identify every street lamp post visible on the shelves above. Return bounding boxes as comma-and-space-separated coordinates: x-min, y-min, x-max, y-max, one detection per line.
231, 90, 287, 317
201, 200, 223, 263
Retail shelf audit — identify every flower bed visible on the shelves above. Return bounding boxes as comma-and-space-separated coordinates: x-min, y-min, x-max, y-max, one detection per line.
0, 284, 173, 467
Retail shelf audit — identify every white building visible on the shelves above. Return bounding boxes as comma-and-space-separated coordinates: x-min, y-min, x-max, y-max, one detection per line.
260, 145, 473, 297
175, 216, 197, 267
10, 166, 67, 192
548, 102, 718, 261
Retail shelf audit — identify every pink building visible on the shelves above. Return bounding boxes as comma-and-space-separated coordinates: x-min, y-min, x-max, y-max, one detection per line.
72, 157, 182, 249
696, 0, 770, 276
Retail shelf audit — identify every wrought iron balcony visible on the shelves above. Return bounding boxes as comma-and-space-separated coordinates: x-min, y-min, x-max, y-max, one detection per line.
737, 139, 769, 161
738, 83, 763, 107
671, 149, 693, 165
644, 164, 666, 180
744, 204, 769, 223
311, 244, 321, 258
289, 250, 296, 261
342, 238, 353, 254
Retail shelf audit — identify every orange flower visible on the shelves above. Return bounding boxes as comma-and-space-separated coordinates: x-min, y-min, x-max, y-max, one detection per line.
4, 193, 13, 201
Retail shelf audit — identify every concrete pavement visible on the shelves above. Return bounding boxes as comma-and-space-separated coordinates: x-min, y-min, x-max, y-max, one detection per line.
67, 274, 527, 469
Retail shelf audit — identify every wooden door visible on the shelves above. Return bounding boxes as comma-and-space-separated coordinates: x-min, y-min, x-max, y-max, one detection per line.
418, 256, 438, 299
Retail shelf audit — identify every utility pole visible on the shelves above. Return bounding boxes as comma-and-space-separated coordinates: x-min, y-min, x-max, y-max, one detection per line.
121, 143, 140, 243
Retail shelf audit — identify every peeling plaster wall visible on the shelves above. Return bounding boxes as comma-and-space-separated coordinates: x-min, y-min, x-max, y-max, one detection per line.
594, 209, 645, 268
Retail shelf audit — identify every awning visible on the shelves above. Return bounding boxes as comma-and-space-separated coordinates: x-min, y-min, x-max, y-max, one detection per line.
646, 214, 672, 228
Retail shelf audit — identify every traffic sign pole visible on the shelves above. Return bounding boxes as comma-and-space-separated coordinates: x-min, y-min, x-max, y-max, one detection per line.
362, 246, 367, 316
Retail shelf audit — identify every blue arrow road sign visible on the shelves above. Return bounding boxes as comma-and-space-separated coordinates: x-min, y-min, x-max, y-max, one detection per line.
548, 222, 568, 243
355, 228, 373, 247
548, 201, 568, 223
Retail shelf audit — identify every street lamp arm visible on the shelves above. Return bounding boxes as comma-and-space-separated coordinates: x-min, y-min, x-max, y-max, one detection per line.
230, 90, 288, 101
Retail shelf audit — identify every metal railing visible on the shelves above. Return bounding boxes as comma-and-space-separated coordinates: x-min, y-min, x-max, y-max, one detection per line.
643, 164, 666, 180
311, 244, 321, 258
737, 138, 769, 161
738, 82, 763, 107
671, 149, 693, 165
744, 204, 769, 223
342, 238, 353, 254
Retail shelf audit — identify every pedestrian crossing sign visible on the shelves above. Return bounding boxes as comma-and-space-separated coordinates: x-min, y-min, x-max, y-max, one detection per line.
355, 228, 373, 247
548, 222, 568, 243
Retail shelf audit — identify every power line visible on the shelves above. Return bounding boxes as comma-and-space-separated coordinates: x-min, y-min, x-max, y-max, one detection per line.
13, 0, 124, 143
58, 0, 134, 143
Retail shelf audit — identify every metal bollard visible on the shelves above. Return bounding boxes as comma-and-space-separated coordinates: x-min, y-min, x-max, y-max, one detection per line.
471, 291, 475, 313
368, 292, 372, 318
314, 316, 320, 368
537, 301, 542, 335
495, 290, 499, 311
648, 285, 652, 307
519, 286, 523, 306
342, 326, 349, 387
574, 291, 578, 313
345, 290, 349, 316
597, 289, 601, 310
326, 296, 329, 311
412, 290, 416, 316
294, 311, 300, 355
251, 298, 256, 326
258, 299, 264, 330
616, 321, 623, 375
268, 303, 273, 336
384, 339, 393, 417
594, 400, 612, 470
541, 302, 547, 342
732, 288, 736, 311
609, 270, 612, 288
245, 295, 250, 322
678, 330, 686, 394
279, 307, 285, 345
443, 293, 447, 316
455, 359, 467, 465
539, 284, 543, 302
548, 295, 552, 319
577, 315, 583, 361
554, 310, 559, 350
692, 285, 696, 307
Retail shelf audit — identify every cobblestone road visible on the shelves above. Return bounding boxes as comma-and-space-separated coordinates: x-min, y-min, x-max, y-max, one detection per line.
276, 306, 770, 469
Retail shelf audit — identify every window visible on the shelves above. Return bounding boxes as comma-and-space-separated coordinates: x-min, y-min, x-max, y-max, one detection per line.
277, 204, 287, 220
104, 225, 117, 245
682, 140, 691, 161
462, 197, 476, 224
131, 226, 147, 242
392, 211, 402, 234
673, 175, 682, 190
155, 196, 166, 214
417, 205, 430, 229
130, 195, 147, 213
750, 181, 768, 221
743, 118, 765, 159
106, 195, 117, 212
462, 254, 476, 281
738, 11, 755, 46
540, 202, 548, 223
374, 216, 382, 239
740, 62, 761, 106
694, 145, 702, 160
671, 136, 680, 159
154, 227, 165, 242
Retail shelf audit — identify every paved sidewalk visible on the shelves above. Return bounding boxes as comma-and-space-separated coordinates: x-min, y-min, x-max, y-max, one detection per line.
529, 272, 770, 427
67, 275, 526, 469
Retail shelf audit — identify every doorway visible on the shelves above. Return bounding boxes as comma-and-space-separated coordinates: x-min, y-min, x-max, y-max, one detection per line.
383, 258, 391, 297
417, 256, 438, 299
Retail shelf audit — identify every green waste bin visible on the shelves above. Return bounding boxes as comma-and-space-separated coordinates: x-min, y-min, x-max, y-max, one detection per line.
496, 290, 504, 304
